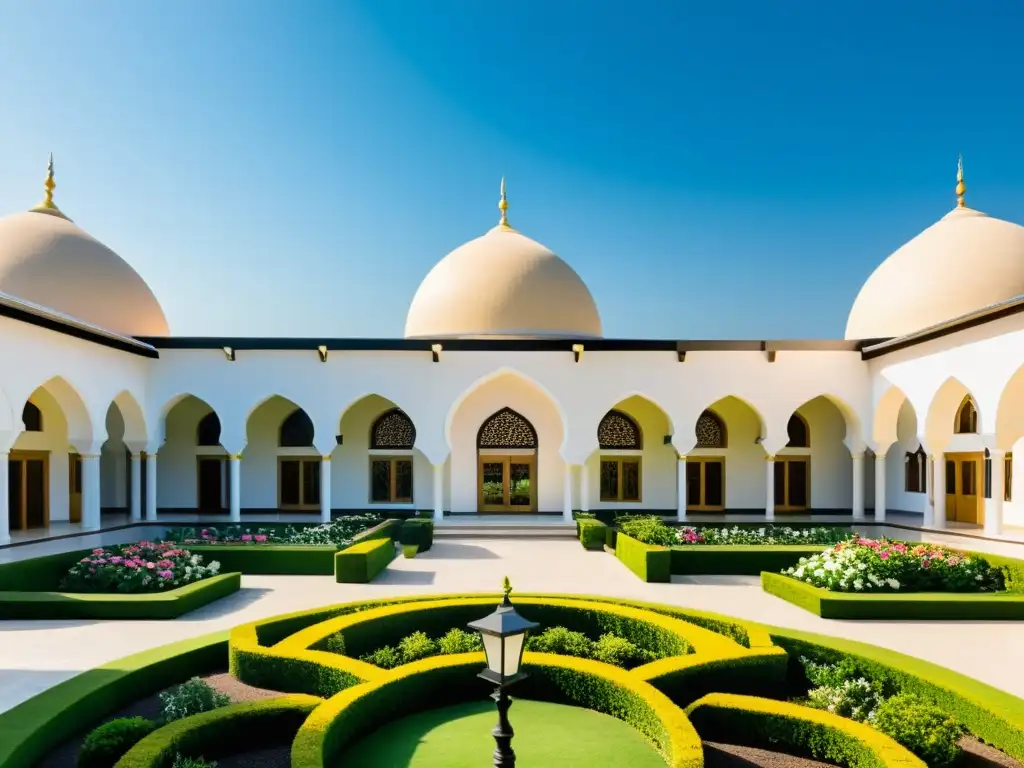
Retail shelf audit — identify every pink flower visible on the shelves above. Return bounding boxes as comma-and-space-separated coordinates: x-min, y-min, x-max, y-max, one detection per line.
92, 548, 105, 555
254, 535, 268, 543
922, 558, 931, 568
110, 556, 123, 564
145, 562, 156, 570
158, 570, 174, 579
241, 534, 253, 542
156, 559, 174, 568
125, 561, 139, 569
878, 552, 889, 560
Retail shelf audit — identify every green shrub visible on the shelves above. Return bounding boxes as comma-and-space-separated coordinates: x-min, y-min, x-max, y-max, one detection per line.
77, 717, 156, 768
323, 632, 346, 655
615, 533, 671, 582
361, 646, 403, 669
402, 544, 418, 558
159, 677, 231, 723
591, 633, 655, 667
171, 756, 217, 768
872, 694, 965, 767
334, 537, 395, 583
618, 516, 676, 546
437, 628, 482, 655
578, 519, 607, 550
398, 519, 434, 553
526, 626, 594, 658
397, 631, 438, 663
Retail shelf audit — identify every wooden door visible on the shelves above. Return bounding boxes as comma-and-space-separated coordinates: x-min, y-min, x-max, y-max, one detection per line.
945, 453, 983, 525
69, 454, 82, 523
8, 453, 48, 530
774, 457, 810, 511
478, 455, 536, 512
197, 458, 225, 512
8, 458, 21, 531
685, 458, 725, 511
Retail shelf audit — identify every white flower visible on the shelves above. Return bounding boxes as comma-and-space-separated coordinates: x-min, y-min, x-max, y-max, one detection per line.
854, 579, 864, 590
886, 578, 900, 590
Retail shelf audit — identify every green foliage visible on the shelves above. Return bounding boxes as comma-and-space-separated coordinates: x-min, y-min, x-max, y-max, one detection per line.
402, 544, 418, 558
398, 519, 434, 553
578, 519, 608, 550
615, 533, 671, 582
159, 677, 231, 723
171, 756, 217, 768
527, 626, 594, 658
618, 516, 677, 546
397, 631, 439, 663
334, 537, 396, 583
591, 633, 656, 667
677, 525, 851, 546
872, 694, 965, 767
437, 628, 483, 655
323, 632, 346, 655
77, 717, 156, 768
526, 627, 655, 668
361, 645, 404, 669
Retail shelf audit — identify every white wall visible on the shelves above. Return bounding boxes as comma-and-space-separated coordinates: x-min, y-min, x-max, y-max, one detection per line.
10, 387, 70, 523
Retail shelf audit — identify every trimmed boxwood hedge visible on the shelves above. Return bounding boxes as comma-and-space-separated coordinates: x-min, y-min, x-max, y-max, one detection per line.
616, 533, 671, 582
115, 695, 322, 768
761, 571, 1024, 620
0, 572, 241, 620
334, 537, 396, 583
578, 518, 608, 550
0, 631, 229, 768
671, 545, 828, 575
685, 692, 924, 767
398, 518, 434, 553
291, 652, 704, 768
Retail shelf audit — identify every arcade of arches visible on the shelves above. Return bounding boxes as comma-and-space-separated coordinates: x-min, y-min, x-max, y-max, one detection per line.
7, 376, 1024, 542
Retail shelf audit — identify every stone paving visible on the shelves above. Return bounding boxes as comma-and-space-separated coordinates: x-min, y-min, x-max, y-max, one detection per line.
3, 537, 1024, 714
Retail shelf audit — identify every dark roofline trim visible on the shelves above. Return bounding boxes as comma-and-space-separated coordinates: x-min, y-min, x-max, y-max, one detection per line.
0, 298, 159, 358
861, 294, 1024, 360
134, 336, 866, 353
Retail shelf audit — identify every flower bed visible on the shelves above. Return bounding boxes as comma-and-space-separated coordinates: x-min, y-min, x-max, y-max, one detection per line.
782, 538, 1004, 594
676, 525, 850, 546
168, 514, 381, 547
62, 542, 221, 594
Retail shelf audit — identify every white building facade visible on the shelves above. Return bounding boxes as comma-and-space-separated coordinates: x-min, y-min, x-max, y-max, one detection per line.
2, 164, 1023, 544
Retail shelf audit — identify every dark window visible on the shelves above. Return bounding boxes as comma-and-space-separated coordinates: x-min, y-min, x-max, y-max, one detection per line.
1006, 454, 1014, 502
599, 460, 619, 501
599, 458, 640, 502
370, 409, 416, 449
197, 412, 221, 446
905, 448, 927, 493
478, 408, 537, 449
955, 398, 978, 434
22, 402, 42, 432
280, 458, 319, 507
694, 410, 726, 448
370, 457, 414, 502
685, 461, 702, 506
786, 415, 809, 448
945, 460, 956, 494
280, 460, 301, 506
280, 408, 314, 447
704, 460, 724, 507
597, 411, 642, 449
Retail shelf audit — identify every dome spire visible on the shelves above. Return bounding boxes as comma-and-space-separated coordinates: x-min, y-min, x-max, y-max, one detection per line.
30, 153, 68, 219
497, 176, 515, 232
956, 153, 966, 208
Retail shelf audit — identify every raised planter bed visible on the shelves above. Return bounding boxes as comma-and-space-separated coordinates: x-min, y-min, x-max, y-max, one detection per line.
761, 571, 1024, 620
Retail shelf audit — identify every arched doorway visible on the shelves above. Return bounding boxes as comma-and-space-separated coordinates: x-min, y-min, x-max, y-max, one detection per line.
477, 408, 537, 512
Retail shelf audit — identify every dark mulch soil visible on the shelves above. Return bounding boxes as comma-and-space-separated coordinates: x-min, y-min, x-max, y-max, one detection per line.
216, 746, 291, 768
703, 742, 838, 767
35, 671, 285, 768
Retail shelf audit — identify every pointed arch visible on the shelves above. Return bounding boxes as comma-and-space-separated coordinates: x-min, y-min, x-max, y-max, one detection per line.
477, 407, 538, 449
598, 410, 642, 449
111, 390, 148, 444
22, 375, 93, 444
873, 384, 913, 449
280, 407, 315, 448
695, 409, 727, 449
925, 376, 979, 447
786, 412, 810, 448
370, 407, 416, 449
954, 395, 979, 435
21, 401, 43, 432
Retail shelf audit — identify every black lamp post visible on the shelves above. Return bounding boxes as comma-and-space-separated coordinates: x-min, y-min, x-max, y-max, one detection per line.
467, 577, 539, 768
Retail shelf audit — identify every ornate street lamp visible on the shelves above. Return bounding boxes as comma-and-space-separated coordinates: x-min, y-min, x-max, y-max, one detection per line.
467, 577, 540, 767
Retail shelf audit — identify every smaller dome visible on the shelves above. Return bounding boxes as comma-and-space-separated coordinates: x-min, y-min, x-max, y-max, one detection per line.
405, 180, 602, 339
0, 159, 169, 337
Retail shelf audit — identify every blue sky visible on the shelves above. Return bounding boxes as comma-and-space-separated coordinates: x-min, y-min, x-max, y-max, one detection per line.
1, 1, 1023, 339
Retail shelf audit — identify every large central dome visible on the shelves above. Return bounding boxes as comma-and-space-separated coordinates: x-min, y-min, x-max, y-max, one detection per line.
404, 181, 602, 339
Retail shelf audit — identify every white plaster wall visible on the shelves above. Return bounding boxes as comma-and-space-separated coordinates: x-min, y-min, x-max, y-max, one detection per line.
448, 371, 565, 513
686, 396, 767, 510
883, 398, 927, 516
160, 395, 226, 509
777, 397, 852, 510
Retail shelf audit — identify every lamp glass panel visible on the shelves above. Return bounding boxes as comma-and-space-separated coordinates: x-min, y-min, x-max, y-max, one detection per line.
481, 633, 504, 676
502, 632, 526, 677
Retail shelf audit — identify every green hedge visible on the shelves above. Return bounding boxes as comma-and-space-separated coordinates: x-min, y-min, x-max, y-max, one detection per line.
0, 572, 241, 620
0, 549, 91, 591
292, 653, 703, 768
685, 692, 924, 767
616, 533, 671, 582
115, 695, 321, 768
763, 624, 1024, 760
0, 632, 229, 768
761, 572, 1024, 620
671, 545, 827, 575
398, 518, 434, 553
334, 537, 396, 583
578, 518, 608, 550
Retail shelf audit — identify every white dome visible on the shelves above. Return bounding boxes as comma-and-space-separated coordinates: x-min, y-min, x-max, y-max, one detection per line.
0, 209, 169, 337
846, 205, 1024, 340
405, 221, 602, 340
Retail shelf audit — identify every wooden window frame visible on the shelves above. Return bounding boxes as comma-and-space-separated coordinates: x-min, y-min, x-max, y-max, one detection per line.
1006, 453, 1014, 502
685, 455, 725, 511
954, 396, 979, 435
904, 449, 927, 494
8, 450, 50, 530
477, 454, 537, 512
774, 455, 810, 512
369, 456, 414, 504
599, 456, 643, 503
277, 456, 321, 510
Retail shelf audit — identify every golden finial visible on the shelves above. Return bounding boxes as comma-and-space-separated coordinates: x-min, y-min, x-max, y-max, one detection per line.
956, 154, 966, 208
497, 176, 514, 231
30, 153, 68, 219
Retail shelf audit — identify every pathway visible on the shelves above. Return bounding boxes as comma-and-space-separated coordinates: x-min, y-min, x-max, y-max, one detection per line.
2, 537, 1023, 714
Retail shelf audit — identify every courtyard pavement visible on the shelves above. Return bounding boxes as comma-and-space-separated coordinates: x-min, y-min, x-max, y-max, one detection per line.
2, 537, 1024, 714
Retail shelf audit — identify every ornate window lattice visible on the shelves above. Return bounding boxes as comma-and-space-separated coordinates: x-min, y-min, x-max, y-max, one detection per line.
597, 410, 641, 449
786, 414, 809, 448
371, 408, 416, 449
280, 408, 315, 447
694, 410, 725, 448
955, 396, 978, 434
478, 408, 537, 449
197, 412, 221, 446
21, 401, 42, 432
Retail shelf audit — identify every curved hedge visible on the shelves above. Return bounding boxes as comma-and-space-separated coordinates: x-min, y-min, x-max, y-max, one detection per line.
292, 652, 703, 768
685, 692, 924, 767
115, 695, 322, 768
